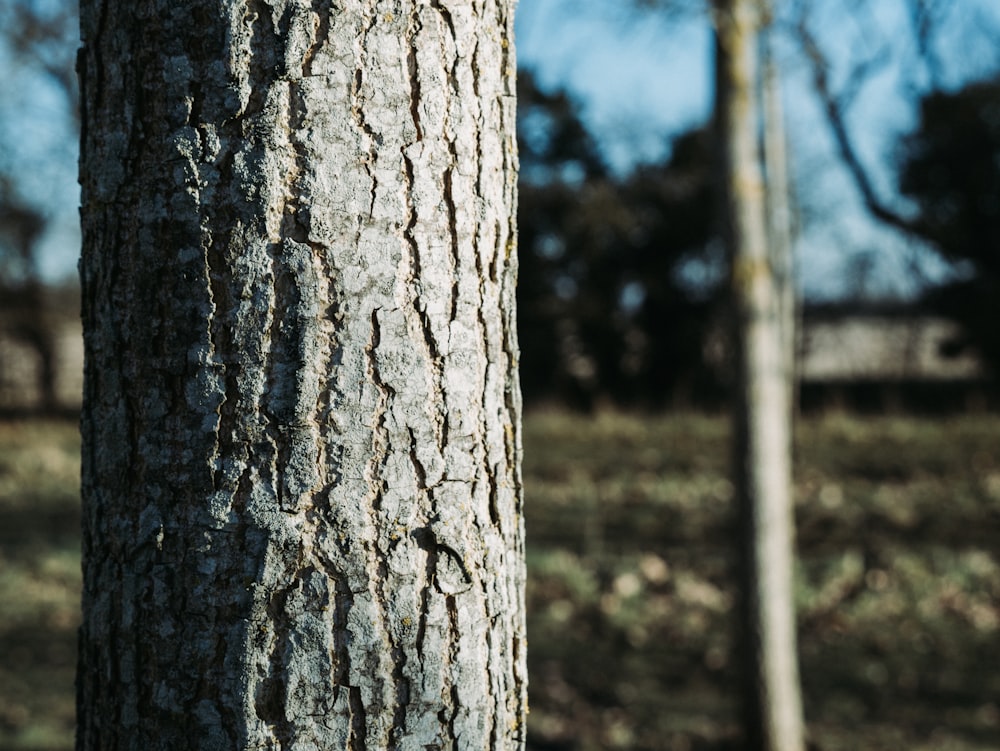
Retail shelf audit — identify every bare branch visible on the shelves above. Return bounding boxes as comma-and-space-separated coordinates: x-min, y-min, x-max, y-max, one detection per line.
906, 0, 949, 88
838, 45, 893, 110
794, 15, 920, 237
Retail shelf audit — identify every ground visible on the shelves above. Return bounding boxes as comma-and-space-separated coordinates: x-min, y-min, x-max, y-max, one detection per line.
1, 412, 998, 750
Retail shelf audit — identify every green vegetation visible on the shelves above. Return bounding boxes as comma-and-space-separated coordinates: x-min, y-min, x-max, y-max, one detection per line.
2, 414, 999, 749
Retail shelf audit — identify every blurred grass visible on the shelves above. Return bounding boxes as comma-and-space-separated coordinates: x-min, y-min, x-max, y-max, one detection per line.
523, 410, 1000, 750
1, 413, 999, 749
0, 421, 80, 751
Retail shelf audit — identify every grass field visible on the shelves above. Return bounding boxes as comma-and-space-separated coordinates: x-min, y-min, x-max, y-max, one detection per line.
1, 413, 999, 750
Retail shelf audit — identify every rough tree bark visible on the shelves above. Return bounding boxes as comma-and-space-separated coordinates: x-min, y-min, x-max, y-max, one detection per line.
76, 1, 524, 749
713, 1, 805, 750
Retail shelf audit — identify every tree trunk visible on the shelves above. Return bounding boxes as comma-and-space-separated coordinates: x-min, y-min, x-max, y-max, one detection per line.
76, 2, 524, 749
713, 1, 805, 750
762, 25, 797, 417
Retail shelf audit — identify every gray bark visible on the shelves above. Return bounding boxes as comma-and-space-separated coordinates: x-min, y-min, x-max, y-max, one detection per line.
76, 2, 524, 749
713, 1, 805, 750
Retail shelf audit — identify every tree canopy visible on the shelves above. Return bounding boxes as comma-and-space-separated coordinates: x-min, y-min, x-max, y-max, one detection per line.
900, 76, 1000, 377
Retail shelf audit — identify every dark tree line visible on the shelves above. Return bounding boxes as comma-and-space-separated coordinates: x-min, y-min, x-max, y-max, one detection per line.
515, 65, 1000, 409
900, 76, 1000, 380
0, 179, 71, 413
517, 71, 723, 409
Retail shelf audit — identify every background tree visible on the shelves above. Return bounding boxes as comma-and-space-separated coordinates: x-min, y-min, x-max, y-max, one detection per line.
713, 1, 805, 749
516, 71, 609, 407
790, 0, 1000, 387
76, 1, 525, 748
517, 72, 720, 409
626, 127, 721, 407
899, 77, 1000, 380
788, 0, 1000, 299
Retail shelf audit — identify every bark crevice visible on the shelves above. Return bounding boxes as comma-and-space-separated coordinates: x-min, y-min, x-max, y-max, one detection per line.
407, 7, 424, 142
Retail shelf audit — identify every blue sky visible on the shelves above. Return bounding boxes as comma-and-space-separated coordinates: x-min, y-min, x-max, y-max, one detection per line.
4, 0, 1000, 298
516, 1, 713, 171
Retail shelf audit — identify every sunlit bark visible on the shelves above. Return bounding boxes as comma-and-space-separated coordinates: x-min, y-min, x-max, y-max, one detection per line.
77, 2, 525, 748
713, 1, 805, 749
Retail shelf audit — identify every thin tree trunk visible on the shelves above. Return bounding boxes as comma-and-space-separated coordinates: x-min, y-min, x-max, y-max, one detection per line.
713, 1, 805, 750
77, 2, 525, 749
762, 25, 797, 416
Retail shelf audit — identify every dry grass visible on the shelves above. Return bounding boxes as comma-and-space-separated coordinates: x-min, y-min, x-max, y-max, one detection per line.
523, 411, 1000, 750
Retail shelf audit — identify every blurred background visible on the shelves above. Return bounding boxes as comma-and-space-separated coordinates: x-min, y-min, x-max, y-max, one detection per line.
1, 0, 1000, 749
